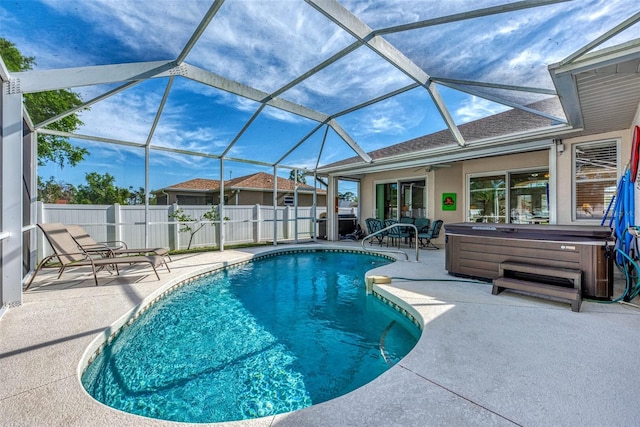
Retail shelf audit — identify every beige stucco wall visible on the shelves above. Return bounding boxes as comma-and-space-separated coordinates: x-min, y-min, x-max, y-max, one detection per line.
357, 150, 551, 246
355, 126, 638, 238
431, 162, 464, 226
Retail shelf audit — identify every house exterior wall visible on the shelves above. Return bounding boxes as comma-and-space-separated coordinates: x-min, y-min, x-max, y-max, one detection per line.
353, 132, 637, 246
254, 190, 325, 206
357, 151, 548, 246
433, 162, 464, 226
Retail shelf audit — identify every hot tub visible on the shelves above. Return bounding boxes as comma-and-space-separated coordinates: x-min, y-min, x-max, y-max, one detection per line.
445, 222, 614, 299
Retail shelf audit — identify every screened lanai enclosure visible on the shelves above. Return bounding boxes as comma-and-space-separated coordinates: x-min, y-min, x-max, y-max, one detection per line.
1, 1, 640, 309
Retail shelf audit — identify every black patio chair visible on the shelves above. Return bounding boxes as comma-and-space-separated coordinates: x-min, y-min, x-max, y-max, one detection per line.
417, 219, 444, 249
365, 218, 385, 245
384, 218, 412, 248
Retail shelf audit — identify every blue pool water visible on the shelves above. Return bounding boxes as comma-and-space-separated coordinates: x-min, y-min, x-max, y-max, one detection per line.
82, 250, 420, 423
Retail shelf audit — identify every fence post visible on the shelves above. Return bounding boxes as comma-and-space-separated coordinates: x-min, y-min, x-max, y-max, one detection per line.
283, 206, 289, 240
113, 203, 122, 243
289, 206, 294, 240
254, 204, 260, 243
169, 203, 179, 251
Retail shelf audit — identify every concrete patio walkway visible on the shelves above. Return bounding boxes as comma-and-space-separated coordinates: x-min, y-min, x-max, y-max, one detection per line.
1, 242, 639, 426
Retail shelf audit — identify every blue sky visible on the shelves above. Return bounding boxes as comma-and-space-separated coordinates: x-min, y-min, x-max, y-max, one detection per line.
1, 0, 639, 193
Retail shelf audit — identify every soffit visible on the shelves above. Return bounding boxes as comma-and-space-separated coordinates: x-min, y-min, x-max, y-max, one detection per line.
576, 57, 640, 132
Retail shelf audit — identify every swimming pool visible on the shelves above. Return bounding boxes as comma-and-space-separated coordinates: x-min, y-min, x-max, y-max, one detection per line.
81, 250, 421, 423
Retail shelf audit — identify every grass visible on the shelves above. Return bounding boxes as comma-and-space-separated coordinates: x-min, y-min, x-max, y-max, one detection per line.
168, 242, 273, 255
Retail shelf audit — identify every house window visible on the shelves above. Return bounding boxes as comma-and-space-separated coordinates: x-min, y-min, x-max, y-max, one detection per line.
468, 169, 548, 224
509, 171, 549, 224
574, 140, 618, 221
375, 179, 426, 220
468, 175, 506, 223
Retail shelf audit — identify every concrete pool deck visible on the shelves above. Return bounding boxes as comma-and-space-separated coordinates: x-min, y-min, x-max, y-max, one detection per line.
1, 242, 639, 426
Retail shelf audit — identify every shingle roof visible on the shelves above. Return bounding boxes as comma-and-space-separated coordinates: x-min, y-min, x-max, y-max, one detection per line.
324, 97, 567, 168
166, 178, 221, 191
226, 172, 319, 192
164, 172, 324, 193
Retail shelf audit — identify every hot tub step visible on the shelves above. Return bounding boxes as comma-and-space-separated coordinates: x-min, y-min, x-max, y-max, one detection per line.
493, 277, 582, 312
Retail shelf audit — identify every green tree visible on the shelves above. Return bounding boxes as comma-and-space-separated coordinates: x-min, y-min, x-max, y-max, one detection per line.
37, 176, 76, 203
288, 169, 307, 185
169, 206, 223, 250
127, 187, 149, 205
338, 191, 356, 202
75, 172, 131, 205
0, 38, 88, 168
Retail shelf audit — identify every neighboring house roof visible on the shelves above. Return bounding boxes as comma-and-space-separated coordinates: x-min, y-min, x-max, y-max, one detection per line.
225, 172, 322, 192
165, 178, 221, 192
160, 172, 325, 193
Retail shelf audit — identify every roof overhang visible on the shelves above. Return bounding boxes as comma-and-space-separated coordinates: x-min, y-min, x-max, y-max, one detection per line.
549, 39, 640, 132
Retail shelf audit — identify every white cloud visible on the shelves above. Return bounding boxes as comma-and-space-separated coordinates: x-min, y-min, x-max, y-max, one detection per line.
187, 0, 354, 93
5, 0, 639, 179
508, 50, 543, 69
77, 93, 159, 143
73, 82, 234, 171
41, 0, 207, 58
455, 96, 510, 124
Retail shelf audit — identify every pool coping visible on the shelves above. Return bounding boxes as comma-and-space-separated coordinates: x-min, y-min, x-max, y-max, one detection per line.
76, 244, 420, 425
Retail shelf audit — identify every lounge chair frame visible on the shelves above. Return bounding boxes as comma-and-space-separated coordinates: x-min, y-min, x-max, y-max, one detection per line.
25, 223, 170, 289
65, 224, 172, 262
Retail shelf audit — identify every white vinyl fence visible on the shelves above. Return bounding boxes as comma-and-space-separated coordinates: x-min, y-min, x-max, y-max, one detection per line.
37, 202, 357, 257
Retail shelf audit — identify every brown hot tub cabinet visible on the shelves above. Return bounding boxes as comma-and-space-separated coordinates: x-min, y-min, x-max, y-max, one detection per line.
445, 223, 614, 304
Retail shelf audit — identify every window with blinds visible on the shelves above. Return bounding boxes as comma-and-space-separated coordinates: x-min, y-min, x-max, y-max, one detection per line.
574, 140, 618, 221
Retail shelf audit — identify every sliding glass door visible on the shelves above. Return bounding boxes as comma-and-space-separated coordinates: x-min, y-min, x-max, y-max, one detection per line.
375, 182, 397, 220
400, 180, 426, 218
375, 179, 426, 220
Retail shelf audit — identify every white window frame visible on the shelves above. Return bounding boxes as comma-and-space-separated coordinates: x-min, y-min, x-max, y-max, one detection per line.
572, 138, 620, 223
372, 174, 429, 220
466, 167, 550, 223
